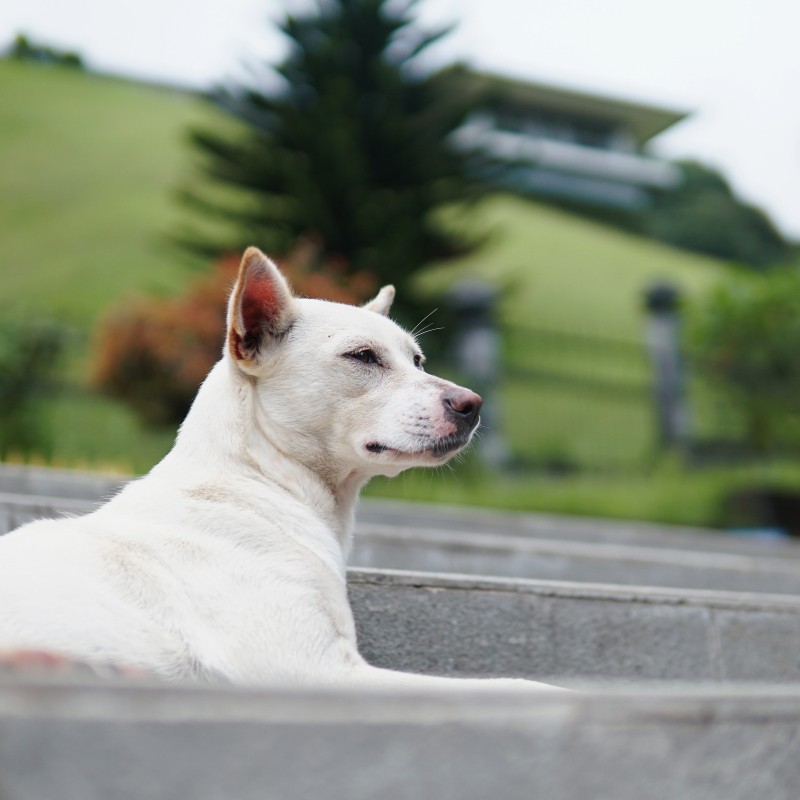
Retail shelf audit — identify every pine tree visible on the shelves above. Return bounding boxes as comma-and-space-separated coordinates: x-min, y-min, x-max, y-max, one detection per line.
179, 0, 480, 319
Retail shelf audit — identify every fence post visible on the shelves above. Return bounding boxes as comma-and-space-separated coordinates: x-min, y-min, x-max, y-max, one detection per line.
448, 281, 509, 468
643, 282, 690, 449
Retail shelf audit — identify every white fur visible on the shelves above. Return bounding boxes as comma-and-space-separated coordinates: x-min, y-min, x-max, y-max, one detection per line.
0, 250, 560, 692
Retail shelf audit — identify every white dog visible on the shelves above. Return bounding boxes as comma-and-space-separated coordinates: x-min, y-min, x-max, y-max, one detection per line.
0, 248, 557, 691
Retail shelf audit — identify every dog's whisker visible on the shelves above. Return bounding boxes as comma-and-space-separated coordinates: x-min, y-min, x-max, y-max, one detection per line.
409, 308, 438, 336
414, 320, 442, 334
414, 326, 445, 338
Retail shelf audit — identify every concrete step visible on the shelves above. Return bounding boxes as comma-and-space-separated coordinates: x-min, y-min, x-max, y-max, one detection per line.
349, 569, 800, 683
0, 491, 101, 535
3, 462, 798, 559
0, 464, 125, 501
351, 524, 800, 593
3, 476, 800, 569
5, 466, 800, 683
3, 498, 800, 682
1, 676, 799, 800
5, 491, 800, 595
358, 497, 800, 559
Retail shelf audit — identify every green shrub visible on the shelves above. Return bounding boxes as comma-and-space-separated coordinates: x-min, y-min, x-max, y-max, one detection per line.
0, 313, 63, 458
690, 268, 800, 451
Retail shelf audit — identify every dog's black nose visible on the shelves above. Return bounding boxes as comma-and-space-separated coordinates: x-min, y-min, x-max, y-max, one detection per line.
443, 389, 483, 429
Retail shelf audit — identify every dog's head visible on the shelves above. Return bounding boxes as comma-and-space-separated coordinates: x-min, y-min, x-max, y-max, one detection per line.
225, 247, 482, 481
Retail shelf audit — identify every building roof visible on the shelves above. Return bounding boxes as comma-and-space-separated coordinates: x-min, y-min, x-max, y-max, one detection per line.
460, 70, 690, 147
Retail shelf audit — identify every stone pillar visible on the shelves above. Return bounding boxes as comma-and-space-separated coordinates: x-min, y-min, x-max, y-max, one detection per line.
448, 281, 509, 468
643, 282, 690, 449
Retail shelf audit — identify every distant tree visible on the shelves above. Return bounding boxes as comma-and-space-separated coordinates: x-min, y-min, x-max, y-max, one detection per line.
7, 33, 83, 68
646, 161, 793, 269
178, 0, 481, 321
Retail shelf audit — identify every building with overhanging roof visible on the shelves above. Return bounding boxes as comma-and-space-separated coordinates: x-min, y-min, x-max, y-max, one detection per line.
453, 70, 690, 210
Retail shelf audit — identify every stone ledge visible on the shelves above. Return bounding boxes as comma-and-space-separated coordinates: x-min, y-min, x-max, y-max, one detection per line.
352, 524, 800, 592
349, 568, 800, 682
1, 678, 799, 800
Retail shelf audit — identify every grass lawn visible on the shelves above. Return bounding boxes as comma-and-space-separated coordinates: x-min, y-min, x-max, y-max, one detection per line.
364, 458, 800, 530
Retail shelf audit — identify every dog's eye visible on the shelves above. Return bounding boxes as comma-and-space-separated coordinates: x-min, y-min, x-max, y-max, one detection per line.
350, 348, 379, 365
413, 354, 425, 371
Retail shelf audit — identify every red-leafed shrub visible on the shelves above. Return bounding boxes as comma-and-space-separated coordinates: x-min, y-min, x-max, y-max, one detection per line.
92, 240, 376, 426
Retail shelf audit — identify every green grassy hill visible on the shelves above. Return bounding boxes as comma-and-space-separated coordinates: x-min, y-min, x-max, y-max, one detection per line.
0, 62, 738, 488
0, 62, 227, 470
0, 60, 218, 330
423, 196, 730, 337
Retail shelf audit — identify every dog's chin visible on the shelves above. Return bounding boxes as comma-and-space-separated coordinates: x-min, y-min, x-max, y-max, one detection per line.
364, 433, 472, 465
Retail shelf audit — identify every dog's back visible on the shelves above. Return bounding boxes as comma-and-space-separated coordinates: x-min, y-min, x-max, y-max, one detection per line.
0, 513, 184, 672
0, 465, 354, 683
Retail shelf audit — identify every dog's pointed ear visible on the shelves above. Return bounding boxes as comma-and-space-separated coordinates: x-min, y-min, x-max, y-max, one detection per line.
362, 285, 395, 317
227, 247, 294, 372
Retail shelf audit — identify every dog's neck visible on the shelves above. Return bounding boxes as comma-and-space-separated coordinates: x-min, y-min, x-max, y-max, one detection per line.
162, 360, 363, 553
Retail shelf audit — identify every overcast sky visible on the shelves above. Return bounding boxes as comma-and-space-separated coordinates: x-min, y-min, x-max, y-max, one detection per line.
2, 0, 798, 239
